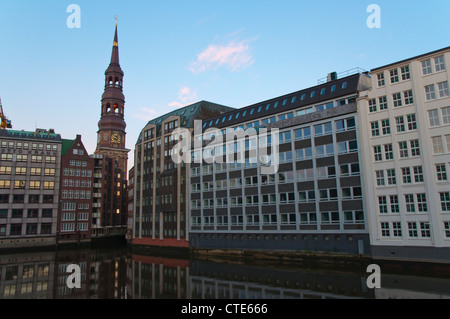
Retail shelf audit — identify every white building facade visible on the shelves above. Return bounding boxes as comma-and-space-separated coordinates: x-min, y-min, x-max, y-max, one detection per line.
358, 47, 450, 262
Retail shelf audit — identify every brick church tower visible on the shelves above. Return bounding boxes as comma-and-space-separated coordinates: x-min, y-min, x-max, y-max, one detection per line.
95, 23, 130, 174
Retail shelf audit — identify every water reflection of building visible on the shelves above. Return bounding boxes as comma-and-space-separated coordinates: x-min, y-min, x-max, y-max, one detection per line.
0, 248, 128, 299
189, 260, 376, 299
129, 254, 189, 299
0, 251, 56, 299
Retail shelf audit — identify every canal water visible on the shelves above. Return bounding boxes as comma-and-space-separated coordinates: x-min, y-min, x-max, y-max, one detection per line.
0, 245, 449, 299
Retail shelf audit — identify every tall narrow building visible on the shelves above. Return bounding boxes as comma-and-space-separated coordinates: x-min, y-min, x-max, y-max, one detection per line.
95, 24, 130, 174
91, 24, 129, 240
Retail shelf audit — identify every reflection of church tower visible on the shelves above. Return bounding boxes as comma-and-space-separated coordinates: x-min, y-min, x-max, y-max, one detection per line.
95, 24, 130, 173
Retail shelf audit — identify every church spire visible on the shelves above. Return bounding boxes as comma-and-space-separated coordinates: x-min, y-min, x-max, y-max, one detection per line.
96, 22, 129, 174
106, 23, 123, 75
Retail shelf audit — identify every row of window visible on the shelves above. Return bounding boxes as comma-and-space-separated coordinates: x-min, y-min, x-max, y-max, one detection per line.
192, 210, 364, 227
0, 194, 54, 204
378, 192, 450, 214
428, 106, 450, 127
61, 212, 89, 221
375, 166, 425, 186
63, 168, 92, 177
0, 209, 54, 219
202, 91, 354, 130
0, 141, 58, 152
60, 223, 89, 232
0, 180, 55, 190
371, 115, 417, 137
380, 221, 432, 239
431, 135, 450, 154
192, 186, 362, 209
375, 55, 446, 88
1, 154, 57, 163
62, 179, 92, 188
61, 190, 91, 200
425, 82, 449, 101
0, 167, 55, 176
0, 224, 52, 236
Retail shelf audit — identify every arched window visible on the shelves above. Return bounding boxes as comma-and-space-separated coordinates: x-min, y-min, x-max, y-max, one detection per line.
108, 77, 113, 87
106, 103, 112, 113
115, 77, 119, 87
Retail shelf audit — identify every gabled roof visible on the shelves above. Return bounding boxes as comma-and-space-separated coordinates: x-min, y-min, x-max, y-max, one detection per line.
61, 139, 75, 155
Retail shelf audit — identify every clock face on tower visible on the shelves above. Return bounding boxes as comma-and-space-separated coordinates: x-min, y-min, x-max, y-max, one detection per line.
111, 132, 121, 144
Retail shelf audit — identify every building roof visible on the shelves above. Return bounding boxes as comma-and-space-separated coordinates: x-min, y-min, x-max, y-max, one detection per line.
136, 100, 234, 144
0, 129, 61, 142
61, 139, 75, 155
371, 46, 450, 72
200, 73, 367, 132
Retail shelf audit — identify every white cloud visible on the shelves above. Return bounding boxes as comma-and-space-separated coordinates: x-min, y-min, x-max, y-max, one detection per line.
169, 86, 198, 108
189, 39, 255, 74
132, 107, 161, 122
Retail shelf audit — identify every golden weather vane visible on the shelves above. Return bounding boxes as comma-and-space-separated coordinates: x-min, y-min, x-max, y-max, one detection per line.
115, 14, 119, 25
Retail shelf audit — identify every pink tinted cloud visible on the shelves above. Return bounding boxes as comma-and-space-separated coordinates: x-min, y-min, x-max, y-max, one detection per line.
189, 40, 254, 73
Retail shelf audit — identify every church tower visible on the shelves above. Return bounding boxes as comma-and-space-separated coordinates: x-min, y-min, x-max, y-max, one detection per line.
95, 23, 130, 173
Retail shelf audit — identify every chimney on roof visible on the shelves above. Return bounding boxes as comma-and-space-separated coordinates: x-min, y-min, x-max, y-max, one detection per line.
327, 72, 338, 82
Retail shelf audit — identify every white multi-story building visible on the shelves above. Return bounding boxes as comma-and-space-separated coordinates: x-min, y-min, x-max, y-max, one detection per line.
358, 46, 450, 262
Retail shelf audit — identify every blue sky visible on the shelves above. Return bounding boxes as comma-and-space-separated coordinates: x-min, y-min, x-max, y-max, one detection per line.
0, 0, 449, 169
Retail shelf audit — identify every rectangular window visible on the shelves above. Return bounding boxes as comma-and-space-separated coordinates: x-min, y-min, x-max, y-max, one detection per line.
377, 73, 385, 87
444, 222, 450, 238
407, 114, 417, 131
422, 59, 432, 75
387, 169, 396, 185
410, 140, 420, 157
404, 90, 414, 105
393, 222, 402, 237
402, 167, 412, 184
436, 164, 448, 181
396, 116, 405, 133
374, 145, 382, 162
379, 96, 388, 110
390, 195, 400, 213
384, 144, 393, 160
399, 141, 409, 158
432, 136, 444, 154
413, 166, 424, 183
376, 170, 385, 186
379, 196, 388, 214
425, 84, 436, 101
428, 109, 440, 126
393, 93, 402, 107
381, 119, 391, 135
442, 107, 450, 124
405, 194, 416, 213
390, 69, 399, 84
420, 222, 431, 238
371, 121, 380, 137
381, 222, 390, 237
401, 65, 411, 81
417, 194, 428, 212
369, 99, 377, 113
440, 192, 450, 211
438, 82, 449, 98
435, 56, 446, 72
294, 127, 311, 141
408, 222, 418, 237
